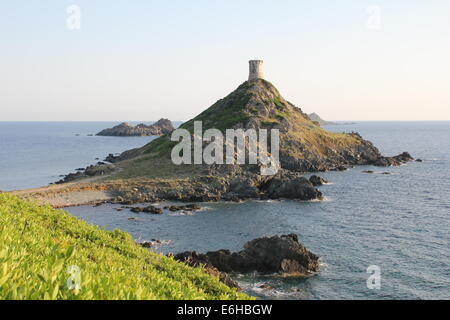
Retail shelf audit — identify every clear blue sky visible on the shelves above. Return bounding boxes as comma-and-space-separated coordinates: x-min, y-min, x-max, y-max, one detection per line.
1, 0, 449, 121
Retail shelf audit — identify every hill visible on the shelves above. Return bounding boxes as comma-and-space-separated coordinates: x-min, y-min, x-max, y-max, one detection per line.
50, 79, 413, 204
117, 79, 384, 172
0, 193, 249, 300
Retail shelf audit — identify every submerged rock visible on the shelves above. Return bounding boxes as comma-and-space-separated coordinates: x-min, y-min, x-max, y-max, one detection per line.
167, 204, 202, 212
174, 234, 319, 277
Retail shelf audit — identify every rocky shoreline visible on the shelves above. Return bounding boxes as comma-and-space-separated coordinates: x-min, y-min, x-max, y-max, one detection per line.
53, 151, 415, 205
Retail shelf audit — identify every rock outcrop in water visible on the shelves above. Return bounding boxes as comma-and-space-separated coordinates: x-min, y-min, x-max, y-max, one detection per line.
174, 234, 320, 277
96, 119, 174, 137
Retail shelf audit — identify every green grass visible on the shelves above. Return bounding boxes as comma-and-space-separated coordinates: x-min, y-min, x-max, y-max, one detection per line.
0, 193, 250, 300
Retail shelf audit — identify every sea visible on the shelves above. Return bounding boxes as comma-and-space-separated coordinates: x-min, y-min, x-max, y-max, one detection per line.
0, 121, 449, 300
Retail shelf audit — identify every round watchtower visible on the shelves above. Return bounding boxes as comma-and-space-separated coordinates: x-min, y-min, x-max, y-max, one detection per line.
248, 60, 264, 81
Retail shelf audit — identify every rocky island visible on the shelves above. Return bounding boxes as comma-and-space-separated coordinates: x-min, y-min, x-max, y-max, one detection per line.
96, 118, 174, 136
307, 112, 338, 126
15, 60, 414, 207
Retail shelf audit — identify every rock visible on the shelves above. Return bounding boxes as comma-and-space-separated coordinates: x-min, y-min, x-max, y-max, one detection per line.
130, 205, 163, 214
174, 234, 319, 277
55, 163, 116, 184
85, 164, 115, 177
142, 206, 164, 214
261, 175, 322, 201
229, 177, 260, 199
394, 152, 414, 162
363, 170, 374, 174
96, 119, 174, 137
168, 204, 202, 212
138, 239, 171, 250
381, 172, 391, 175
309, 175, 328, 186
259, 284, 274, 290
416, 159, 423, 162
373, 152, 414, 167
105, 153, 118, 163
138, 241, 154, 248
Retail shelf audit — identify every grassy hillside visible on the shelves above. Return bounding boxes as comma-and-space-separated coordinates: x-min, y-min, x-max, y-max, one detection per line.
0, 193, 249, 300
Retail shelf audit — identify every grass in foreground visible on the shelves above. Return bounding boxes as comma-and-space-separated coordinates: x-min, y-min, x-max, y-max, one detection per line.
0, 193, 250, 300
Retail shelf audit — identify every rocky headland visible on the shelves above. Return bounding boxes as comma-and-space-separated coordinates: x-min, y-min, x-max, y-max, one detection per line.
96, 118, 174, 137
17, 78, 415, 207
307, 112, 338, 126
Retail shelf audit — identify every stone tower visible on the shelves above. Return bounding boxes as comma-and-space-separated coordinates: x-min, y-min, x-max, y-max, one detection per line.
248, 60, 264, 81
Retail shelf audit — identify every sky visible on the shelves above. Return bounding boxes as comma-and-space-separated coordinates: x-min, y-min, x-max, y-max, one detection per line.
1, 0, 449, 121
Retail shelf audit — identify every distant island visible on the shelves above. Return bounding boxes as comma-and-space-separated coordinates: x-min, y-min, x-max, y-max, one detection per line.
97, 118, 174, 136
307, 113, 337, 126
308, 113, 356, 126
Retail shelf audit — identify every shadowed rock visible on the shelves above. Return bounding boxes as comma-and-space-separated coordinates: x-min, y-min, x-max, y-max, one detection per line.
174, 234, 319, 277
309, 175, 328, 186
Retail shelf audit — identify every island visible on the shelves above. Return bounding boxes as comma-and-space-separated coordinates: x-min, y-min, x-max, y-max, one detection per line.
18, 61, 414, 208
307, 112, 338, 126
96, 118, 174, 136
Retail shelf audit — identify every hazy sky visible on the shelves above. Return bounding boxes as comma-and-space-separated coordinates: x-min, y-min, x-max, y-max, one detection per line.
1, 0, 449, 121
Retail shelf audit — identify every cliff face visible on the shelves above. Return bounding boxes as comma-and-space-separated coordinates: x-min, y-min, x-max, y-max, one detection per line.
97, 118, 174, 137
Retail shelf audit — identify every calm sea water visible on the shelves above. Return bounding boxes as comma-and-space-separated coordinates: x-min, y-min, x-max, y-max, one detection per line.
1, 121, 449, 299
0, 122, 183, 191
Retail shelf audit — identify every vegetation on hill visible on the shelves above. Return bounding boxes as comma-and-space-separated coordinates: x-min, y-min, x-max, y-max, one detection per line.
0, 193, 249, 300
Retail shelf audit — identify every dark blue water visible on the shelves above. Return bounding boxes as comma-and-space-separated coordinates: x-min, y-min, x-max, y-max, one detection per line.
0, 122, 181, 191
2, 121, 449, 299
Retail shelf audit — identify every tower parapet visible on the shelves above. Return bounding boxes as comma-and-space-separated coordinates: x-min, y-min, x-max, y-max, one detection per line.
248, 60, 264, 81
